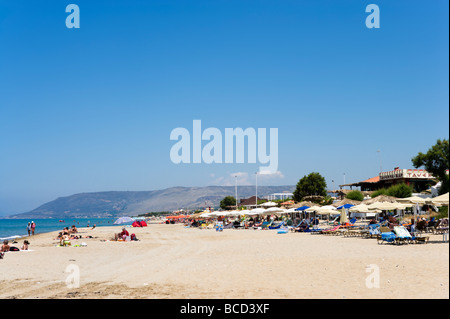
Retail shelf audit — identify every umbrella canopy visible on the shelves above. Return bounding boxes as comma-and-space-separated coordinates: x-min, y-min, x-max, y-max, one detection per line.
367, 202, 407, 211
397, 196, 428, 204
336, 203, 355, 210
295, 205, 311, 211
362, 195, 398, 205
305, 206, 323, 212
248, 208, 266, 215
332, 198, 362, 208
340, 208, 349, 224
261, 201, 277, 207
263, 207, 286, 214
113, 216, 135, 225
426, 192, 449, 206
349, 204, 382, 214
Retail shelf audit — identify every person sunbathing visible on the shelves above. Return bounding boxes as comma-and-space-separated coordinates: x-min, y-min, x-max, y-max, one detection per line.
1, 240, 11, 258
62, 232, 71, 246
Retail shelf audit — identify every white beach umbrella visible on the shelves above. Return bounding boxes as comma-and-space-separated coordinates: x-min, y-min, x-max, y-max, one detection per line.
340, 208, 349, 224
305, 206, 322, 212
261, 201, 277, 207
113, 216, 135, 225
397, 196, 428, 204
426, 192, 449, 206
263, 207, 285, 215
248, 208, 266, 215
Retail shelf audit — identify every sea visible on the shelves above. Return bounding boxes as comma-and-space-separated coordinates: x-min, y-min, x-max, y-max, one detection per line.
0, 218, 119, 241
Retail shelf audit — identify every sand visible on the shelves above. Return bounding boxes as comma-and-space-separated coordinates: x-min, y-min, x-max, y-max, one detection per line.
0, 223, 448, 299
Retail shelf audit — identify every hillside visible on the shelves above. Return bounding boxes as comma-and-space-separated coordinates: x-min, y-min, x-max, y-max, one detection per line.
5, 186, 295, 219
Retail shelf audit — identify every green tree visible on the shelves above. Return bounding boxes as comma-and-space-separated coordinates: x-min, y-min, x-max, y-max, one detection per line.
412, 139, 449, 195
293, 172, 327, 202
220, 196, 236, 210
346, 190, 364, 201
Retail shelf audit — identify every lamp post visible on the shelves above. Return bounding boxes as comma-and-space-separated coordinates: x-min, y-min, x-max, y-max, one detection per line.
235, 175, 238, 210
377, 150, 382, 173
255, 172, 258, 208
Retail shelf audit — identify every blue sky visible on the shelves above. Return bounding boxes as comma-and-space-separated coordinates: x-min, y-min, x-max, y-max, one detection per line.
0, 0, 448, 214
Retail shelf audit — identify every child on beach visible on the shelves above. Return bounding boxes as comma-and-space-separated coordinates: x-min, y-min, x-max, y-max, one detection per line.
21, 240, 30, 250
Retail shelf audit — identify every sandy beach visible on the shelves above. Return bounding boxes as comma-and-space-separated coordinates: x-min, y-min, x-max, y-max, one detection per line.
0, 223, 448, 299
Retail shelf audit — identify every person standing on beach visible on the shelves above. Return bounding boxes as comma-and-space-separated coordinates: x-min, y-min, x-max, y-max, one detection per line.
27, 222, 32, 236
31, 221, 36, 235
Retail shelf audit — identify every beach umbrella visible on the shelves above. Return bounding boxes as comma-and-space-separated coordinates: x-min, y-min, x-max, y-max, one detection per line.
340, 208, 349, 224
336, 203, 355, 210
426, 192, 449, 206
305, 206, 322, 212
113, 216, 135, 225
263, 207, 285, 215
249, 208, 266, 215
295, 205, 310, 211
397, 196, 428, 204
261, 201, 277, 207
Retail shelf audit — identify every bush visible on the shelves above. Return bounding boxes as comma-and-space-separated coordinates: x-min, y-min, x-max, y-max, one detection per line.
371, 189, 388, 198
346, 190, 364, 201
386, 183, 413, 198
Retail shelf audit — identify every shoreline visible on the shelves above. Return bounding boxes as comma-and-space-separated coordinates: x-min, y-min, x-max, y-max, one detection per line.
1, 223, 448, 299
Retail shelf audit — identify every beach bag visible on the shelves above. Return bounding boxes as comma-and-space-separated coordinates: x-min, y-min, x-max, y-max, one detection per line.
9, 246, 20, 252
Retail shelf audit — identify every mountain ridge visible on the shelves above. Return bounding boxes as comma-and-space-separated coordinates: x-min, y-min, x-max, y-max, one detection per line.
4, 185, 295, 219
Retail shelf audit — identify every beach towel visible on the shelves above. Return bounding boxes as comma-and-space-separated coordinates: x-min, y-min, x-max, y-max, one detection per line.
393, 226, 412, 239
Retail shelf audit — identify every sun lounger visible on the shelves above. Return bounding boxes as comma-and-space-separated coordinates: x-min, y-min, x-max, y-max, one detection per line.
269, 221, 285, 229
377, 228, 398, 245
319, 225, 340, 235
393, 226, 412, 245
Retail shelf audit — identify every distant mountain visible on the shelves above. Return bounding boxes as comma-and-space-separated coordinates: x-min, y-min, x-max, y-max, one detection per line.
5, 186, 295, 219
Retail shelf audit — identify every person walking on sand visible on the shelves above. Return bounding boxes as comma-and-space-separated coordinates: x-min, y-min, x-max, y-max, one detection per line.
27, 222, 32, 236
31, 221, 36, 236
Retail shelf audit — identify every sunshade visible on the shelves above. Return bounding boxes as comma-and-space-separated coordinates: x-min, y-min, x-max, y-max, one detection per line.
113, 216, 135, 225
426, 192, 449, 206
340, 208, 349, 224
261, 201, 277, 207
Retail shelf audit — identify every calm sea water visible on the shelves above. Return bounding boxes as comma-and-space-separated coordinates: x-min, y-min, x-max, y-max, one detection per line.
0, 218, 119, 241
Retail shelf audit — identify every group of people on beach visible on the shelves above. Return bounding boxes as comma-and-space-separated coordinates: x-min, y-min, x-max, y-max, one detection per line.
0, 239, 30, 259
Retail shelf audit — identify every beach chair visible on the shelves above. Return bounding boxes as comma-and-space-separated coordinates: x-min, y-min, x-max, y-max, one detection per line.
393, 226, 412, 245
377, 226, 397, 245
427, 219, 441, 234
260, 221, 272, 230
269, 221, 285, 229
319, 225, 340, 235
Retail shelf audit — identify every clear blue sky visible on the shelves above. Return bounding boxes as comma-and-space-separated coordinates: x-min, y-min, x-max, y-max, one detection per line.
0, 0, 448, 214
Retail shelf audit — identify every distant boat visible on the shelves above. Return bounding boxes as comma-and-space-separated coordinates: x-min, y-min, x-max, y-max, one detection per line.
59, 220, 64, 222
